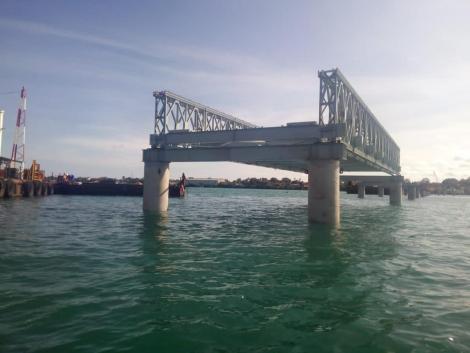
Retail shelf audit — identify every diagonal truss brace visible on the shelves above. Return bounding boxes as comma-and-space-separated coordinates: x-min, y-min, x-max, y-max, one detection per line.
318, 68, 400, 174
154, 91, 256, 135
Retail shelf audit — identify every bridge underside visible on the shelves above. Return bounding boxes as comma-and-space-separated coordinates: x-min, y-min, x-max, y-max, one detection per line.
147, 124, 399, 175
144, 146, 388, 174
243, 149, 392, 174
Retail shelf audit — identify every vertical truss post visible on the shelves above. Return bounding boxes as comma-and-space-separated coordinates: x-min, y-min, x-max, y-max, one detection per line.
318, 69, 400, 174
152, 91, 257, 136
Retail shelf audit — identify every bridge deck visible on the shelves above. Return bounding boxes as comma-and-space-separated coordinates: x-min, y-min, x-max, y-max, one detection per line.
148, 68, 400, 176
148, 123, 398, 174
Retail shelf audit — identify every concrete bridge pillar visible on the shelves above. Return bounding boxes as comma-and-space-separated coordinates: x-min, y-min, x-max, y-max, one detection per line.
308, 160, 339, 226
389, 181, 402, 206
416, 186, 420, 199
358, 183, 366, 199
143, 161, 170, 213
378, 186, 384, 197
408, 185, 416, 200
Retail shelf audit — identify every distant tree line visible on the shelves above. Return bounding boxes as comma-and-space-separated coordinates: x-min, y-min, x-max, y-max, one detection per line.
216, 177, 307, 190
418, 177, 470, 195
54, 175, 470, 195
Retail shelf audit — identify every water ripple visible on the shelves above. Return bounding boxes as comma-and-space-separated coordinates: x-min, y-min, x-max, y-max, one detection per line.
1, 191, 470, 352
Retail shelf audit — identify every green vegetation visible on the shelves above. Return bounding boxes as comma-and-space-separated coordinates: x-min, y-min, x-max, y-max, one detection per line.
55, 175, 470, 195
420, 177, 470, 195
216, 177, 307, 190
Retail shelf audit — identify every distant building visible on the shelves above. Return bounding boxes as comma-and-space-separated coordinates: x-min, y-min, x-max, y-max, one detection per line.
186, 177, 226, 187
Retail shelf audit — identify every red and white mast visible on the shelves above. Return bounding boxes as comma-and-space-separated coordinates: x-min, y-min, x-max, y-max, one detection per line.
10, 87, 26, 173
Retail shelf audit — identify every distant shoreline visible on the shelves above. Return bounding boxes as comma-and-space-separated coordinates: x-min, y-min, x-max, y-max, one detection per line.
49, 176, 470, 196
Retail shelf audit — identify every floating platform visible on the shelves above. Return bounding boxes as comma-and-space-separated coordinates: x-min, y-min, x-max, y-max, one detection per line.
0, 179, 54, 198
54, 183, 184, 197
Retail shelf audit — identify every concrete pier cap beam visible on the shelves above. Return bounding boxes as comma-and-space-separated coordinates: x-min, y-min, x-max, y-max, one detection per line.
308, 159, 340, 226
143, 148, 170, 213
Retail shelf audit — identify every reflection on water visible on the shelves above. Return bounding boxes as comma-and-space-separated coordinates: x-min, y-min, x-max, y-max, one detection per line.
141, 212, 168, 238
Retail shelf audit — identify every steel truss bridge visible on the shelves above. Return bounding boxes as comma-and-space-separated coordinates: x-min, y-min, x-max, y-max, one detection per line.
143, 68, 403, 225
148, 68, 400, 176
154, 90, 256, 135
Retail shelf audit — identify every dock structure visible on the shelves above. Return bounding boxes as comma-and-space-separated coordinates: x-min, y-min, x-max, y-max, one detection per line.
143, 68, 402, 225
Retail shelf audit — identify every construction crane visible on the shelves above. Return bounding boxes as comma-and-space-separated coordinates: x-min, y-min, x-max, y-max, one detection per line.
10, 86, 26, 174
0, 109, 4, 157
0, 87, 53, 198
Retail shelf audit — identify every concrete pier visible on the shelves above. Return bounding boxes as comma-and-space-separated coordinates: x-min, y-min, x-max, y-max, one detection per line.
408, 185, 416, 200
308, 160, 339, 226
378, 186, 384, 197
341, 175, 403, 206
143, 161, 170, 213
358, 183, 365, 199
389, 181, 402, 206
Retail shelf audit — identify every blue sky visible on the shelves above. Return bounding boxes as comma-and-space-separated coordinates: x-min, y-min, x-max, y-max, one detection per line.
1, 0, 469, 181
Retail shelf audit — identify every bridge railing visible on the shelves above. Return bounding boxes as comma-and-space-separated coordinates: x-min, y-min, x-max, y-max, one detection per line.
154, 91, 257, 135
318, 68, 400, 173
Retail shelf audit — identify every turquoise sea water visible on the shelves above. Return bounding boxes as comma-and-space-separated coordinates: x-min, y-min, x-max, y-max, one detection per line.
1, 189, 470, 353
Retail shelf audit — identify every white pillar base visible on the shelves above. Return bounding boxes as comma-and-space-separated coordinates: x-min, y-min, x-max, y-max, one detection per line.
378, 186, 384, 197
143, 161, 170, 213
390, 182, 402, 206
358, 183, 365, 199
308, 160, 340, 226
